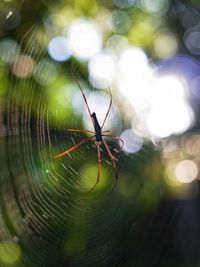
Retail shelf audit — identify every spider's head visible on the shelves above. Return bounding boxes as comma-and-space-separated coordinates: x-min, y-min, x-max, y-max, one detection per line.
91, 112, 96, 118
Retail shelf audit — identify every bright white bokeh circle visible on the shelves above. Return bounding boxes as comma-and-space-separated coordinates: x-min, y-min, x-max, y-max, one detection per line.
68, 19, 102, 60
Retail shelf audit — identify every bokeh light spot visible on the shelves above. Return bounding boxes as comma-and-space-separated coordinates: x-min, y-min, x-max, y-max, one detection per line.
154, 33, 178, 58
68, 18, 102, 60
0, 38, 20, 64
48, 36, 71, 62
181, 9, 200, 29
3, 9, 21, 30
184, 30, 200, 55
111, 10, 131, 34
119, 46, 148, 77
147, 76, 194, 138
184, 134, 200, 156
106, 34, 129, 53
140, 0, 169, 14
129, 20, 155, 46
12, 54, 35, 78
88, 50, 117, 88
120, 129, 143, 154
0, 240, 21, 265
175, 160, 198, 183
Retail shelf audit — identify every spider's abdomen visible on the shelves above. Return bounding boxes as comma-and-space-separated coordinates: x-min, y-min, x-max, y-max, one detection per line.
91, 112, 102, 142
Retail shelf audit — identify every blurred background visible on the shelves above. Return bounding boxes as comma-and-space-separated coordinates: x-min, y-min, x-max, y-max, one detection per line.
1, 0, 200, 266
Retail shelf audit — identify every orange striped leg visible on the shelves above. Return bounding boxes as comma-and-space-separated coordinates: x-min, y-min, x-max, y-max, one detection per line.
87, 143, 101, 193
103, 139, 119, 181
53, 136, 95, 158
67, 129, 95, 134
102, 134, 124, 153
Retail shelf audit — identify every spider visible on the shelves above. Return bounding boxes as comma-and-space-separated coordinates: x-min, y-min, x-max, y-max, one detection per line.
53, 80, 124, 191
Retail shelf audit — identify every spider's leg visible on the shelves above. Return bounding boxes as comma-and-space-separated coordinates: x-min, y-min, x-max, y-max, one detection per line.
101, 84, 112, 129
105, 144, 119, 160
102, 130, 111, 134
102, 139, 119, 182
74, 78, 95, 127
67, 129, 95, 134
53, 136, 95, 159
102, 134, 124, 153
87, 142, 101, 193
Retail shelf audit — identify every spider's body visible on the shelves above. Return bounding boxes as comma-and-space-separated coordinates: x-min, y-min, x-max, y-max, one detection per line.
91, 112, 102, 142
54, 80, 124, 192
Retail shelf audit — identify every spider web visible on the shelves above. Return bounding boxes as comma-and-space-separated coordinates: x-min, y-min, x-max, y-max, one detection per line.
0, 26, 165, 267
